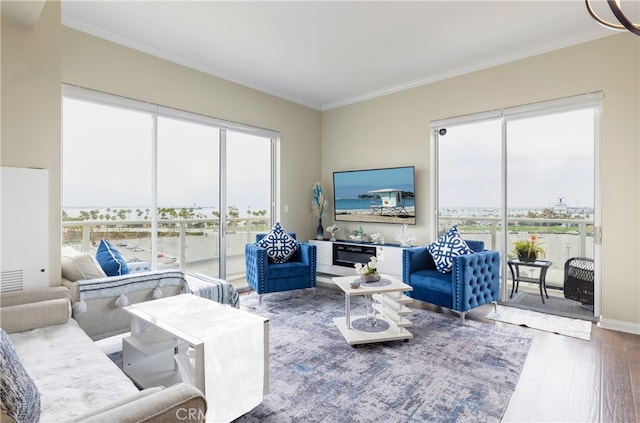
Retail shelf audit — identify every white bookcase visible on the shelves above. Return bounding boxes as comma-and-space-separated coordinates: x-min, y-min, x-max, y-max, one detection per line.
309, 239, 407, 283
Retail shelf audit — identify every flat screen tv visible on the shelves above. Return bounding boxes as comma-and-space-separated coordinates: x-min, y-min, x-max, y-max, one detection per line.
333, 166, 416, 224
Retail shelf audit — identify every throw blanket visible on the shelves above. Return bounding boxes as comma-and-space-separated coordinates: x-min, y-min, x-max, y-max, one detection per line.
74, 270, 186, 314
184, 273, 240, 309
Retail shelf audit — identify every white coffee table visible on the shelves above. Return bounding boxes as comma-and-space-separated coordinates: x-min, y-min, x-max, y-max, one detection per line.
332, 274, 413, 345
122, 294, 269, 423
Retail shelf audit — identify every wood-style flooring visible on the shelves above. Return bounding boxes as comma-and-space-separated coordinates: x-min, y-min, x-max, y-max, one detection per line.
474, 306, 640, 422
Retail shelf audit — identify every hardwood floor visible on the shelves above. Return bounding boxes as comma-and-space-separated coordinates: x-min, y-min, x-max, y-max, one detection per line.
475, 310, 640, 422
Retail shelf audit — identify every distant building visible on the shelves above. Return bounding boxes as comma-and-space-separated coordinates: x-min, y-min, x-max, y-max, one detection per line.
553, 197, 568, 213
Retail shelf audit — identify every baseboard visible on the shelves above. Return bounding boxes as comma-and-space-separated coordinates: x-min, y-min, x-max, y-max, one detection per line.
597, 317, 640, 335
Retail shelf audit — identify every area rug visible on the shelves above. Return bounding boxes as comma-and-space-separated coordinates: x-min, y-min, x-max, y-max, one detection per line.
232, 289, 533, 423
486, 304, 592, 340
508, 291, 595, 321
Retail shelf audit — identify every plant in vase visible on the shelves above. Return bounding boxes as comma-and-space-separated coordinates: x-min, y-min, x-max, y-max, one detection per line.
311, 182, 328, 240
354, 251, 383, 283
349, 226, 367, 242
512, 234, 546, 261
325, 224, 340, 242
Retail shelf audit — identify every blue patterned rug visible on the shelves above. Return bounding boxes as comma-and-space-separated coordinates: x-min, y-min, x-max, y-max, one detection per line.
234, 289, 533, 423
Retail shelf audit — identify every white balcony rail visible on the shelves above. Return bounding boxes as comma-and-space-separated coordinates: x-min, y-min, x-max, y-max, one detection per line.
62, 217, 269, 278
438, 216, 593, 255
62, 215, 594, 286
439, 215, 594, 287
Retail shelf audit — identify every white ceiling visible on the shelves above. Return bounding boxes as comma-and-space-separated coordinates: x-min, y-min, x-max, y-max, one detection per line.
10, 1, 637, 110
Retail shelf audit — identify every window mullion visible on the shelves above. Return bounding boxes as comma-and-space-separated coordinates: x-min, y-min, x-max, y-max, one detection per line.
151, 114, 159, 270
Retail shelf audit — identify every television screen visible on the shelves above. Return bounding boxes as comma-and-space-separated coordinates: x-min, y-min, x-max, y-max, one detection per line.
333, 166, 416, 224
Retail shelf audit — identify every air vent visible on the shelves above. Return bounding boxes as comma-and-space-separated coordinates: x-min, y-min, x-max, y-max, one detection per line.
1, 269, 24, 292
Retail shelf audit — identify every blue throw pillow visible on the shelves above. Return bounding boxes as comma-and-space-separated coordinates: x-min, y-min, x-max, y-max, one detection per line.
0, 329, 41, 423
427, 226, 473, 273
256, 222, 299, 264
96, 238, 129, 276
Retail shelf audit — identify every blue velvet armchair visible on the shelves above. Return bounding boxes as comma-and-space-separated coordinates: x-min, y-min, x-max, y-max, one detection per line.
245, 233, 317, 304
402, 240, 500, 322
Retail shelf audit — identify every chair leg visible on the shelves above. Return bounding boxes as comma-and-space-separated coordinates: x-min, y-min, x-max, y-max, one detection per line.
258, 294, 263, 308
492, 301, 498, 313
453, 310, 468, 323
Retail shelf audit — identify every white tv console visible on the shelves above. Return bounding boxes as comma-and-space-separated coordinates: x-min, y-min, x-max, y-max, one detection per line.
309, 239, 408, 284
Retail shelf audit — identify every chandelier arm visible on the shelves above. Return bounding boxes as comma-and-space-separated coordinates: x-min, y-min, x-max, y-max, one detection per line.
607, 0, 640, 36
585, 0, 626, 30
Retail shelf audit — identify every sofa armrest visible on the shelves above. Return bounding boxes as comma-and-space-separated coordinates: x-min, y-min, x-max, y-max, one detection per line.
402, 246, 435, 282
1, 298, 71, 333
298, 242, 315, 265
75, 384, 207, 423
298, 242, 317, 286
245, 243, 268, 291
452, 250, 501, 311
0, 286, 71, 307
73, 269, 186, 303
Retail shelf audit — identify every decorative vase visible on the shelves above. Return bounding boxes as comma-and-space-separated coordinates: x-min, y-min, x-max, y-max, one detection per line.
518, 251, 537, 262
361, 273, 381, 283
316, 218, 324, 240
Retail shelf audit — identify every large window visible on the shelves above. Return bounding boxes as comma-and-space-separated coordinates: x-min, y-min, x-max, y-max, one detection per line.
62, 86, 277, 283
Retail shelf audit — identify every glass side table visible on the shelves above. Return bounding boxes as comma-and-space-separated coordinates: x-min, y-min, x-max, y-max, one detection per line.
507, 258, 553, 304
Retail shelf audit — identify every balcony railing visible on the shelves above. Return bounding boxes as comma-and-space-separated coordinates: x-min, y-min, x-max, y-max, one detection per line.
438, 216, 594, 287
63, 215, 594, 288
62, 217, 270, 281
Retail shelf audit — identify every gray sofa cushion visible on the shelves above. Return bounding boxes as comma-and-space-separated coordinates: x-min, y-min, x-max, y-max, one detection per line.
0, 328, 41, 423
1, 298, 70, 334
9, 319, 139, 421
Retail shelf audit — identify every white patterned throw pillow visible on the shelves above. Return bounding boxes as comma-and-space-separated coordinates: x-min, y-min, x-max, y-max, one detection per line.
256, 222, 299, 263
427, 226, 473, 273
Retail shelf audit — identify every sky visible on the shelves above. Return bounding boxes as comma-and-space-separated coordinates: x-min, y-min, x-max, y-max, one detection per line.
63, 98, 596, 215
438, 108, 595, 209
62, 98, 271, 214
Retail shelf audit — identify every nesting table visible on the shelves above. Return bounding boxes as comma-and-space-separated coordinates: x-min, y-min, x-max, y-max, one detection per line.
122, 294, 269, 422
332, 274, 413, 346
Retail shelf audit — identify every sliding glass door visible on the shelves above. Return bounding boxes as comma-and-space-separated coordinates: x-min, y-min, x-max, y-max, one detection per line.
433, 118, 502, 244
157, 117, 221, 275
433, 93, 601, 319
224, 130, 273, 283
62, 86, 277, 284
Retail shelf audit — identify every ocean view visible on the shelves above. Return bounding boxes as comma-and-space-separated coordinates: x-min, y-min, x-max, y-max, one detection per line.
63, 206, 262, 220
335, 198, 416, 211
62, 203, 595, 288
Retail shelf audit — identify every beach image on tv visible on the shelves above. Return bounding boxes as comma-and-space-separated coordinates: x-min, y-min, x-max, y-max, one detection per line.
333, 166, 416, 224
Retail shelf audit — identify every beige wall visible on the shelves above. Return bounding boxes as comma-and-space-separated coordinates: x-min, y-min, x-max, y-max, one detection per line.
1, 2, 61, 285
322, 34, 640, 331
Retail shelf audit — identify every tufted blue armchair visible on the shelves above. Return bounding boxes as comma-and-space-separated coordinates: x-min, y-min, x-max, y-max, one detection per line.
402, 240, 500, 322
245, 233, 317, 305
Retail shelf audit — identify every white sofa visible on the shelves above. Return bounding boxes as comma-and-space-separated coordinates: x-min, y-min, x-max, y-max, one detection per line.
60, 249, 240, 340
0, 287, 207, 422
